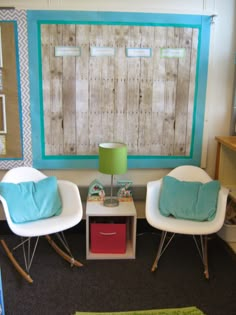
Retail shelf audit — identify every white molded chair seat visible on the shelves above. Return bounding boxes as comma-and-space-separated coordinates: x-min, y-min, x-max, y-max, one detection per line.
145, 165, 229, 279
0, 167, 83, 283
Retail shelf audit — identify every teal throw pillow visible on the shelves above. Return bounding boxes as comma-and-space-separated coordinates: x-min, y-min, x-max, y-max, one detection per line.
159, 176, 220, 221
0, 176, 62, 224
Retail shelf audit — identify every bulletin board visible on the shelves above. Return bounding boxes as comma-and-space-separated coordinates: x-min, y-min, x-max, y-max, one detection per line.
28, 11, 211, 169
0, 9, 32, 169
0, 22, 22, 159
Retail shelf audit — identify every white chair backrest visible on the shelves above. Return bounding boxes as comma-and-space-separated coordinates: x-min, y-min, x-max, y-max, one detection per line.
1, 167, 47, 183
168, 165, 212, 183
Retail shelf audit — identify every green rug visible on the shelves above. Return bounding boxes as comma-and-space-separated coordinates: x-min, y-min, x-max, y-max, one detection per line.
74, 307, 205, 315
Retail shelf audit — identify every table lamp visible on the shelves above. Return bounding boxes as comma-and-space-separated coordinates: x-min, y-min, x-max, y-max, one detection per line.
99, 142, 127, 207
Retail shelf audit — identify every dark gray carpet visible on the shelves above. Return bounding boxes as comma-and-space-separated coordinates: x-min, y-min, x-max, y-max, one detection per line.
0, 228, 235, 315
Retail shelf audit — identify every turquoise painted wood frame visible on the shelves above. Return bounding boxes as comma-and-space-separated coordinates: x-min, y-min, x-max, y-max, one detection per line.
27, 10, 211, 169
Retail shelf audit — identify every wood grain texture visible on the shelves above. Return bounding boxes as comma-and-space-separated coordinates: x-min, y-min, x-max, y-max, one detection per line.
41, 24, 198, 156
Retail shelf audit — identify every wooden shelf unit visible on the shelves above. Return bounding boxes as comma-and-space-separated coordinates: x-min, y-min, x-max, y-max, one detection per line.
215, 136, 236, 199
86, 197, 137, 260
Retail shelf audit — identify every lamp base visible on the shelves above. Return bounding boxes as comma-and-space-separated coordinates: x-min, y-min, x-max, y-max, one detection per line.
103, 197, 119, 207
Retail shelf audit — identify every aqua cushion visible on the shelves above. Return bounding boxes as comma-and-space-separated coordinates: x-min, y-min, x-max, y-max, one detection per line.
0, 176, 62, 224
159, 176, 220, 221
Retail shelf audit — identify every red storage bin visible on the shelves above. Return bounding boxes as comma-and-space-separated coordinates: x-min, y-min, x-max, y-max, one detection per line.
90, 223, 126, 253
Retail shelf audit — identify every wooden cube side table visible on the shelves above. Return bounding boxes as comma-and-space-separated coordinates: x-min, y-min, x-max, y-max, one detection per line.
86, 196, 137, 259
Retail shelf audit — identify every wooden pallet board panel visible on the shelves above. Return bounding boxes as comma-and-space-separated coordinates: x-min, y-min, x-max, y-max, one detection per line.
40, 23, 198, 157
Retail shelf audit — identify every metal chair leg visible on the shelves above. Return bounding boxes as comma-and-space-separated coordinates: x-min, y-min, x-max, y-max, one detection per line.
202, 235, 209, 279
151, 231, 175, 272
152, 233, 210, 279
21, 237, 39, 273
193, 235, 209, 279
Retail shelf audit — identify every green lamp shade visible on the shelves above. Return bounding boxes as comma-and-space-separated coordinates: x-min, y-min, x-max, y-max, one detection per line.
99, 143, 127, 175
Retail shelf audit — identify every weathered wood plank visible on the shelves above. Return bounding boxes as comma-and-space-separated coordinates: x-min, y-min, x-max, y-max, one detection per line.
41, 24, 52, 155
174, 28, 193, 155
126, 26, 141, 154
62, 24, 76, 155
88, 36, 102, 153
162, 27, 179, 156
152, 27, 166, 155
113, 26, 129, 144
50, 24, 64, 155
138, 26, 154, 154
186, 28, 198, 155
102, 58, 115, 143
75, 25, 90, 154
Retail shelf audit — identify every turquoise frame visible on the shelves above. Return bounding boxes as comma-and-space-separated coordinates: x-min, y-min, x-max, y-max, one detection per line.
27, 10, 211, 169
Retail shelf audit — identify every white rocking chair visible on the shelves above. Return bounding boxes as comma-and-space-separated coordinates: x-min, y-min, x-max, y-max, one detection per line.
145, 165, 229, 279
0, 167, 83, 283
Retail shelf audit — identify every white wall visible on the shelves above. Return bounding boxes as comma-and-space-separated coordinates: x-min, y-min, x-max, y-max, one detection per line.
0, 0, 235, 187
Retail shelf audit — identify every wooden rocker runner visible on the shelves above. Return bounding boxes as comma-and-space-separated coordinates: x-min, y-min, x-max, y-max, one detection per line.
1, 233, 83, 284
1, 239, 34, 284
0, 167, 84, 283
46, 235, 83, 267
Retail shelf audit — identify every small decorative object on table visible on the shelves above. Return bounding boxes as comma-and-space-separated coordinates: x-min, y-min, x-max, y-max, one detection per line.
88, 179, 105, 201
117, 180, 132, 198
